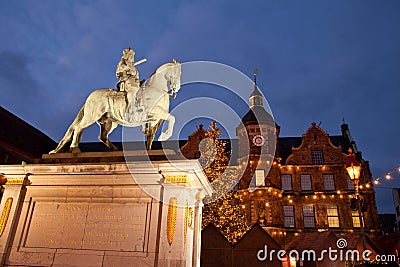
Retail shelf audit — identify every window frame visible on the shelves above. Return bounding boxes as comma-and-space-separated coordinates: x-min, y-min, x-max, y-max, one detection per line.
327, 205, 340, 228
281, 174, 293, 191
283, 205, 295, 228
255, 169, 265, 187
352, 211, 361, 228
323, 173, 336, 191
302, 205, 316, 228
312, 150, 324, 165
300, 174, 312, 191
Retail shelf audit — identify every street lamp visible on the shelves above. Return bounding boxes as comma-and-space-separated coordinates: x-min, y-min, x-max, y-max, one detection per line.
345, 149, 367, 264
346, 149, 362, 194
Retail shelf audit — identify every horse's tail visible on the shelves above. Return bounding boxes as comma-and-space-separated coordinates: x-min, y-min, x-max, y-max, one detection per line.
62, 106, 85, 140
49, 106, 85, 153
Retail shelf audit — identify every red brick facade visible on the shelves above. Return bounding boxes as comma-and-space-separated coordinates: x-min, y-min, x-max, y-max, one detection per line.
183, 120, 381, 248
236, 122, 380, 247
184, 86, 381, 249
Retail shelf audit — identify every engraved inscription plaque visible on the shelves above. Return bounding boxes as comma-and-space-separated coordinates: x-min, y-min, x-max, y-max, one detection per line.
25, 202, 148, 251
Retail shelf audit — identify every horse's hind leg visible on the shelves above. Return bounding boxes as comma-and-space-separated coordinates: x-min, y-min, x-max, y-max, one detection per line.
70, 110, 99, 152
69, 126, 85, 153
146, 119, 162, 150
49, 128, 74, 153
99, 119, 118, 151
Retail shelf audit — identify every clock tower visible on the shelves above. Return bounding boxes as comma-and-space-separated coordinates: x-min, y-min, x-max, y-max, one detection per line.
236, 71, 277, 189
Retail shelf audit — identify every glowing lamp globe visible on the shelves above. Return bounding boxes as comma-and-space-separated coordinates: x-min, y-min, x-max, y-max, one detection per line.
346, 150, 361, 182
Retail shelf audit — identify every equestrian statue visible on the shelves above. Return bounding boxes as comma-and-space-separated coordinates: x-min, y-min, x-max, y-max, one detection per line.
49, 48, 181, 153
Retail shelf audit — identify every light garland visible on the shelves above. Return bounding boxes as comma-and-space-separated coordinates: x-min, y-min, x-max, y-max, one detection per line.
238, 189, 355, 207
365, 165, 400, 187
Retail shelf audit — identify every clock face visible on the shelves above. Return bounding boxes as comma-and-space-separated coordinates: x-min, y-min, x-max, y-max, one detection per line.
252, 135, 265, 146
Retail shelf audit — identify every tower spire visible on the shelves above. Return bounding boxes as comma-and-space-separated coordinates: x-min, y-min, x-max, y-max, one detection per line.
249, 68, 263, 108
253, 68, 258, 86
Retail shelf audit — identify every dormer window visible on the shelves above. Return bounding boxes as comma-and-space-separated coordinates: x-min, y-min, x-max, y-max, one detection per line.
312, 150, 324, 165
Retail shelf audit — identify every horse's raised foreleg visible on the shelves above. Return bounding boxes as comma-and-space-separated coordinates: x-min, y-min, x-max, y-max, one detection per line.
158, 115, 174, 141
98, 118, 119, 151
152, 109, 175, 141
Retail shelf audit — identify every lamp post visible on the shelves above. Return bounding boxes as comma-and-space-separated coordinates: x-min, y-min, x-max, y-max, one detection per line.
345, 149, 367, 264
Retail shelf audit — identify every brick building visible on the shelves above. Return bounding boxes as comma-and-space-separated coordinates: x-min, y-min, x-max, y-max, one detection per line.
238, 121, 380, 247
182, 82, 381, 250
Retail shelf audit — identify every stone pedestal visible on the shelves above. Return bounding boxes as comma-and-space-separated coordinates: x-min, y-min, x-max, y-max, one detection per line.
0, 151, 212, 267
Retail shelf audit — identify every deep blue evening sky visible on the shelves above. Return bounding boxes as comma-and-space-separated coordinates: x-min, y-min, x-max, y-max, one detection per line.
0, 0, 399, 213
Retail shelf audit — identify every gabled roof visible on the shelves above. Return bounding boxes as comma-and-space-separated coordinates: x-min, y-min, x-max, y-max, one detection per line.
201, 223, 232, 248
339, 233, 382, 254
0, 106, 56, 162
234, 223, 281, 249
277, 137, 302, 163
278, 135, 350, 164
374, 233, 400, 255
202, 223, 282, 248
241, 106, 275, 125
286, 231, 337, 252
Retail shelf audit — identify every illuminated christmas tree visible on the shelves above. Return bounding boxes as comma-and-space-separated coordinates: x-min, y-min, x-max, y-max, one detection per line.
201, 121, 250, 244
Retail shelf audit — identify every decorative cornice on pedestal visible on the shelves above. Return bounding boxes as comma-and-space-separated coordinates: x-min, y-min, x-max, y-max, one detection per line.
165, 175, 191, 186
5, 177, 29, 186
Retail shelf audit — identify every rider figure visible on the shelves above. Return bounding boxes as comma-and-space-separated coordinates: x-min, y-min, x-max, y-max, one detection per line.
116, 48, 140, 96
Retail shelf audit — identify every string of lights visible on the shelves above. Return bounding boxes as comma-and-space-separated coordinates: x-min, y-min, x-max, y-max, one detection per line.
371, 166, 400, 186
259, 162, 400, 190
238, 187, 362, 207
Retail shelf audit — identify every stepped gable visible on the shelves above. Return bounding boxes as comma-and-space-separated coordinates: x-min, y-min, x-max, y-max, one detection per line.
285, 122, 349, 165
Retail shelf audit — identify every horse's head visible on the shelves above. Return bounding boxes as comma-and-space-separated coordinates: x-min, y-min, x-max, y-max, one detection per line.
164, 59, 181, 98
148, 60, 182, 98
